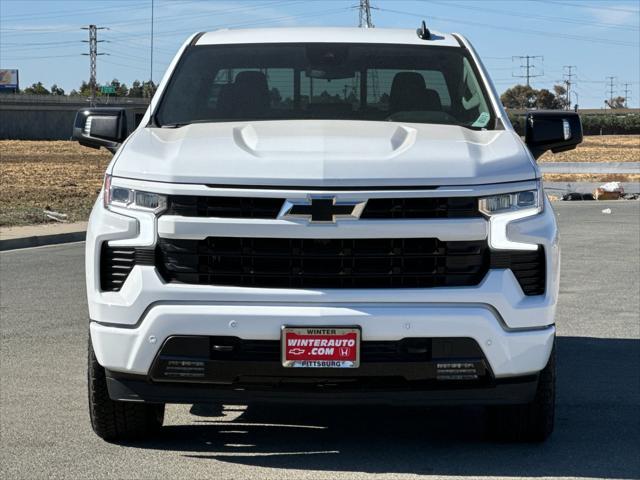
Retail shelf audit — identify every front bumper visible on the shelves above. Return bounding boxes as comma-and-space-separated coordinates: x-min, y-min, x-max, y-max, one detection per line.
87, 181, 559, 386
91, 301, 555, 379
106, 371, 540, 406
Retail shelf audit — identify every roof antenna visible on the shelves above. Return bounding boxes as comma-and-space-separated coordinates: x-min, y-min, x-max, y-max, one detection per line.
416, 20, 431, 40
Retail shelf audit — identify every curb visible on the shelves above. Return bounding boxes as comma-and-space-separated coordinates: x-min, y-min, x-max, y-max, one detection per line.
0, 231, 86, 251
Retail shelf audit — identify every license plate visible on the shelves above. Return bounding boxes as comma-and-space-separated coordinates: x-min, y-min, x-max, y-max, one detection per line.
281, 326, 360, 368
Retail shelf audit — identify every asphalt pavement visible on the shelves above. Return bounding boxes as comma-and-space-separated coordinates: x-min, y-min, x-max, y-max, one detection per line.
1, 201, 639, 480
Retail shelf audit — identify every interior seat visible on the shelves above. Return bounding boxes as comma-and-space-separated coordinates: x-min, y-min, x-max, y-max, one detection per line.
230, 71, 270, 118
389, 72, 442, 112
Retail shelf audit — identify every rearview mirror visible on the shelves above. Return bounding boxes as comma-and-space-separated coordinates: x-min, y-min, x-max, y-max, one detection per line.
72, 108, 128, 153
525, 111, 582, 159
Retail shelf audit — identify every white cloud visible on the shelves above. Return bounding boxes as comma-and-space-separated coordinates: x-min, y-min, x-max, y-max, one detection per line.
586, 3, 640, 27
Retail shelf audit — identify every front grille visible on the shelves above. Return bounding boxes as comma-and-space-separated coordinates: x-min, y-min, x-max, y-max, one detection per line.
166, 196, 284, 219
156, 237, 489, 289
149, 336, 490, 384
361, 197, 479, 219
101, 240, 546, 295
164, 195, 480, 219
490, 248, 546, 296
210, 338, 433, 363
99, 245, 154, 291
159, 336, 484, 363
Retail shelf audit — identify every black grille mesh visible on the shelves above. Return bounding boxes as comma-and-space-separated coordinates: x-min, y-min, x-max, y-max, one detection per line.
361, 197, 479, 219
490, 248, 546, 296
165, 195, 480, 219
100, 242, 546, 295
166, 196, 285, 219
156, 237, 489, 289
99, 245, 154, 291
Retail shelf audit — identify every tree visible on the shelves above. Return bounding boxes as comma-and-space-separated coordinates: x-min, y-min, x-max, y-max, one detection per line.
553, 84, 569, 109
50, 84, 65, 96
108, 78, 129, 96
536, 89, 557, 109
23, 82, 50, 95
606, 96, 626, 109
501, 84, 567, 110
78, 81, 92, 96
142, 80, 157, 98
128, 80, 143, 97
500, 84, 536, 109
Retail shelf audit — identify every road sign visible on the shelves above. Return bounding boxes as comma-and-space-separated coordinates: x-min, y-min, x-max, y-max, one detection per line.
100, 85, 116, 94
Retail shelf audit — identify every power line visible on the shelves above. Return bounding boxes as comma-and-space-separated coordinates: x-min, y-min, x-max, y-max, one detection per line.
621, 83, 632, 108
429, 0, 639, 31
150, 0, 154, 85
82, 25, 108, 106
512, 55, 544, 87
359, 0, 374, 28
563, 65, 577, 110
605, 76, 617, 109
535, 0, 640, 15
377, 6, 639, 47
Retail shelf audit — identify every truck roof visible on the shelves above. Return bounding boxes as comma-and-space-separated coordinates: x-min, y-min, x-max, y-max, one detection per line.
196, 27, 460, 47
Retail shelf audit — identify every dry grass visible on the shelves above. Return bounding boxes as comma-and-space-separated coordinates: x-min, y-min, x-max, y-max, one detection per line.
1, 135, 639, 227
0, 141, 110, 226
543, 173, 640, 182
538, 135, 639, 163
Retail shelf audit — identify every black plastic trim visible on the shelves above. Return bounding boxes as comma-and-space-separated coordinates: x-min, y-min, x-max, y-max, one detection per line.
189, 32, 205, 46
106, 372, 538, 406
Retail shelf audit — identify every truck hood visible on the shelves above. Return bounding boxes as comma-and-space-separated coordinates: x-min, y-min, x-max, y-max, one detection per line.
113, 120, 537, 187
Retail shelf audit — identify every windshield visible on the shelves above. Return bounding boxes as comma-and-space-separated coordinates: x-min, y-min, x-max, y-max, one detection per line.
155, 43, 496, 129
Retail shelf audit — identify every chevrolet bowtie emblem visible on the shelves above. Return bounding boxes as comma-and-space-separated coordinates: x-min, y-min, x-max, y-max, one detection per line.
279, 197, 366, 223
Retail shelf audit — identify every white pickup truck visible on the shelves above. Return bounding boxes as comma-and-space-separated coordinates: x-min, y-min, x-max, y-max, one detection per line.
74, 25, 582, 443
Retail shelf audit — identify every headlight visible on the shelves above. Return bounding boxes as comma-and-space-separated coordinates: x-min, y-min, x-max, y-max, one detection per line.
479, 183, 544, 251
478, 187, 542, 216
103, 174, 167, 214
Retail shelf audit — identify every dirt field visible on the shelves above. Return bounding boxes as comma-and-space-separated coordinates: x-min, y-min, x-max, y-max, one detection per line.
1, 136, 639, 227
0, 141, 110, 227
538, 135, 639, 163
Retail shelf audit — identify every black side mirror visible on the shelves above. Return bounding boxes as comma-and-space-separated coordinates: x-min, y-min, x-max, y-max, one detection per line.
525, 111, 582, 159
72, 108, 128, 153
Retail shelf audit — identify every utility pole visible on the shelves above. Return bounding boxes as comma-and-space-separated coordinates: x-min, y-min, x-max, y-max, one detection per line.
605, 76, 616, 109
621, 82, 632, 108
512, 55, 544, 87
359, 0, 374, 28
563, 65, 576, 110
82, 25, 108, 106
358, 0, 378, 101
150, 0, 154, 85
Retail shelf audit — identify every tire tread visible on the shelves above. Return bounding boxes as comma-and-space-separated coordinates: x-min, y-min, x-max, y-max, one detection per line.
88, 340, 164, 441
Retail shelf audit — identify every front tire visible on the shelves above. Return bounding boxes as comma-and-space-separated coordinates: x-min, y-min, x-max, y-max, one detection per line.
88, 340, 165, 441
486, 345, 556, 442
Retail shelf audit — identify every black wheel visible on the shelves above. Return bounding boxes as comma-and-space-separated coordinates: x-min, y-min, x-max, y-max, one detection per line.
88, 340, 165, 441
486, 345, 556, 442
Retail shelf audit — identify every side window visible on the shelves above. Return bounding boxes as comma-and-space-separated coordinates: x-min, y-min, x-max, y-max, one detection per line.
461, 57, 491, 127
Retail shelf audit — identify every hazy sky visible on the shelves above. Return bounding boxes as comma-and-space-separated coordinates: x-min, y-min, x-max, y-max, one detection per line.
1, 0, 638, 108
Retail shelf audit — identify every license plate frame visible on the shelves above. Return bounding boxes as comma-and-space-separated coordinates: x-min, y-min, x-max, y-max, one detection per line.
281, 326, 361, 368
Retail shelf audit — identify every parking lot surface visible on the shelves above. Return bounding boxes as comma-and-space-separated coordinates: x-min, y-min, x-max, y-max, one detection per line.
1, 201, 639, 480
